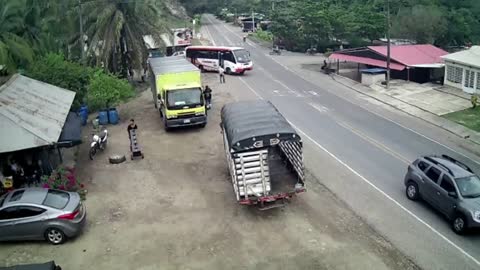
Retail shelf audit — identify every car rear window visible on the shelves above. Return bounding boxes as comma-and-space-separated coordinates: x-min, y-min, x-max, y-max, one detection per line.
9, 190, 25, 202
42, 190, 70, 209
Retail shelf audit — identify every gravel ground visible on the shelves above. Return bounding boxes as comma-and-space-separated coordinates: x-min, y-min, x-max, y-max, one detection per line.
0, 73, 419, 270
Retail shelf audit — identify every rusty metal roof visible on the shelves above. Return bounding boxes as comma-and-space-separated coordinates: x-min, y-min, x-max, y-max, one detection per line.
0, 74, 76, 153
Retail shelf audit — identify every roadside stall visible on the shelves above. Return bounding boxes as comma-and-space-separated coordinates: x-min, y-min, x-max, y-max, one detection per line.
0, 74, 81, 193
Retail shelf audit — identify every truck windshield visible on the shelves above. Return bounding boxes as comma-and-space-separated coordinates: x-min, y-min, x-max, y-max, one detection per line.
455, 175, 480, 198
234, 49, 250, 63
166, 88, 203, 109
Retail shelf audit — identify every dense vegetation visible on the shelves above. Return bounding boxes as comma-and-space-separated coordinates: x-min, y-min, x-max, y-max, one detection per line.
185, 0, 480, 51
0, 0, 186, 75
0, 0, 188, 111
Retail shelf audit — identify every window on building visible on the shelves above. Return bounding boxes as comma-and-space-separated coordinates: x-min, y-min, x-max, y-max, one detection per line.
452, 66, 462, 83
477, 72, 480, 90
465, 70, 475, 88
446, 66, 455, 82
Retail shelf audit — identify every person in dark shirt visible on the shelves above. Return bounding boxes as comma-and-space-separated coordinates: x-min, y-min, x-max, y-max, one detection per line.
127, 119, 138, 151
127, 119, 137, 133
204, 85, 212, 109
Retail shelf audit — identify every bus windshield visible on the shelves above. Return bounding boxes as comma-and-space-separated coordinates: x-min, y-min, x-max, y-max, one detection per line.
233, 49, 250, 63
166, 88, 203, 110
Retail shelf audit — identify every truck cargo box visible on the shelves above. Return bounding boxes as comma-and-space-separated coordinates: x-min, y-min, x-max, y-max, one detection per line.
220, 100, 306, 210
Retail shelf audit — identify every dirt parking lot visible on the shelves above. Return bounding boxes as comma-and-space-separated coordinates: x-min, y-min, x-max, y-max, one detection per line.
0, 73, 419, 270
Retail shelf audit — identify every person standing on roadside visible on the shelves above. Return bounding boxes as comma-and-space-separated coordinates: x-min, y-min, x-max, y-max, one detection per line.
219, 66, 225, 84
204, 85, 212, 109
127, 119, 138, 151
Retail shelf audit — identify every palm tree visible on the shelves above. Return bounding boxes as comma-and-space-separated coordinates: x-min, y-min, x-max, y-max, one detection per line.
0, 0, 34, 73
82, 0, 172, 76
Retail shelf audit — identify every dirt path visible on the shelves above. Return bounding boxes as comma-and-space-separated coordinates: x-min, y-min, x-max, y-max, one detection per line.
0, 73, 419, 270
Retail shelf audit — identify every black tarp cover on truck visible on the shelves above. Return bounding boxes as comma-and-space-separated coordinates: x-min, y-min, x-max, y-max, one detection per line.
221, 100, 300, 151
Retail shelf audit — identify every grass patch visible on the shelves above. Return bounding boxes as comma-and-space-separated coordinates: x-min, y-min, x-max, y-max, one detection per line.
443, 107, 480, 132
253, 29, 273, 42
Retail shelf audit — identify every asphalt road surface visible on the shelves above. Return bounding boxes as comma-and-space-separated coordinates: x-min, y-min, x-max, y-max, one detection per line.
202, 14, 480, 270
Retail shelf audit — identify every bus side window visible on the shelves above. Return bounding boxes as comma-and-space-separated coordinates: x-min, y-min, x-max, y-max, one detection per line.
208, 51, 217, 60
224, 52, 236, 63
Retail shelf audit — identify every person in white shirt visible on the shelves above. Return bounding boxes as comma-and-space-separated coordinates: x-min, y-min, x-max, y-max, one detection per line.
218, 66, 225, 84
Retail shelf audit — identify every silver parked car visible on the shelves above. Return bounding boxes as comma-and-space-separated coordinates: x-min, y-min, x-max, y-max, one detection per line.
0, 188, 86, 244
404, 155, 480, 234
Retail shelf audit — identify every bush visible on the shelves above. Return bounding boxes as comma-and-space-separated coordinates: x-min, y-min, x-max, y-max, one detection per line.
26, 54, 95, 111
254, 29, 273, 42
40, 166, 83, 192
87, 71, 135, 111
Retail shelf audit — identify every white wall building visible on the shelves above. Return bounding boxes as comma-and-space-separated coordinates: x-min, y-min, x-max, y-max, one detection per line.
442, 46, 480, 94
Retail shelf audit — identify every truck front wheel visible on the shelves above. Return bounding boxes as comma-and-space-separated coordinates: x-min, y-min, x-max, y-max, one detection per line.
163, 118, 170, 132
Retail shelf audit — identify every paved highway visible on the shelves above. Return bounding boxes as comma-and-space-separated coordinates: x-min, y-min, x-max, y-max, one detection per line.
203, 15, 480, 270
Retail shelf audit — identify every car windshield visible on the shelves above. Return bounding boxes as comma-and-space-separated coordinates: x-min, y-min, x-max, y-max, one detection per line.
455, 175, 480, 198
233, 49, 250, 63
42, 190, 70, 209
166, 88, 203, 109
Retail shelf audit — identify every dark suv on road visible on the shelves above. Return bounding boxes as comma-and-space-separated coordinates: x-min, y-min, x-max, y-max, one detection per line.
404, 155, 480, 234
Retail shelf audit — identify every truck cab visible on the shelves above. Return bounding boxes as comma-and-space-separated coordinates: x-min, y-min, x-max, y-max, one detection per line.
149, 56, 207, 130
159, 83, 207, 129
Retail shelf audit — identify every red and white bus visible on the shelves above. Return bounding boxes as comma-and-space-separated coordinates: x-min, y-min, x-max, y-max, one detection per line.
185, 46, 253, 75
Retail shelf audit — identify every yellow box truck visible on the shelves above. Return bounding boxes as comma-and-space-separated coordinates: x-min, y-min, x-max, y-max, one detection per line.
148, 56, 207, 130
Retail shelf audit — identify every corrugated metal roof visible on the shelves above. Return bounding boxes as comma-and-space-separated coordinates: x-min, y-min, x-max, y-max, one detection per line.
149, 56, 198, 75
368, 44, 448, 66
442, 46, 480, 69
0, 74, 76, 153
330, 44, 448, 70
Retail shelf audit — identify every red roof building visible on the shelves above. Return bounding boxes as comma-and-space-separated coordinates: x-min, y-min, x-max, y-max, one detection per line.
329, 44, 448, 83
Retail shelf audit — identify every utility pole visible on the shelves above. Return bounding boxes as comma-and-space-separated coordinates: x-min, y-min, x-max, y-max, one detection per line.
78, 0, 85, 64
272, 0, 275, 11
386, 0, 391, 89
252, 10, 255, 32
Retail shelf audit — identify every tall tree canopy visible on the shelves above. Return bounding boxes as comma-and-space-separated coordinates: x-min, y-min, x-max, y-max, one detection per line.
0, 0, 189, 75
205, 0, 480, 51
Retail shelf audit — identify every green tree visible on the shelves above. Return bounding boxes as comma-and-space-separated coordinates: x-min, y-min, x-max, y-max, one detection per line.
0, 0, 34, 73
391, 5, 447, 44
87, 70, 134, 110
82, 0, 171, 76
26, 53, 95, 109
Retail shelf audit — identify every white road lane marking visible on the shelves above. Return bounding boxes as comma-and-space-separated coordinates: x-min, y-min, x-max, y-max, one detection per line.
264, 55, 480, 166
238, 77, 263, 100
308, 103, 411, 164
309, 102, 329, 113
204, 23, 216, 46
236, 74, 480, 268
309, 91, 319, 96
208, 15, 480, 167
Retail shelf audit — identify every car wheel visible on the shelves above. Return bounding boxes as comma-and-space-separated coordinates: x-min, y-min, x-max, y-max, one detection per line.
45, 228, 66, 245
199, 65, 205, 72
109, 154, 126, 164
406, 181, 420, 201
452, 214, 467, 234
226, 68, 232, 74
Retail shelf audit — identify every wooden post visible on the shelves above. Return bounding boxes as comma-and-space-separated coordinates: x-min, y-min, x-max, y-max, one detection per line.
336, 59, 340, 74
57, 145, 63, 164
